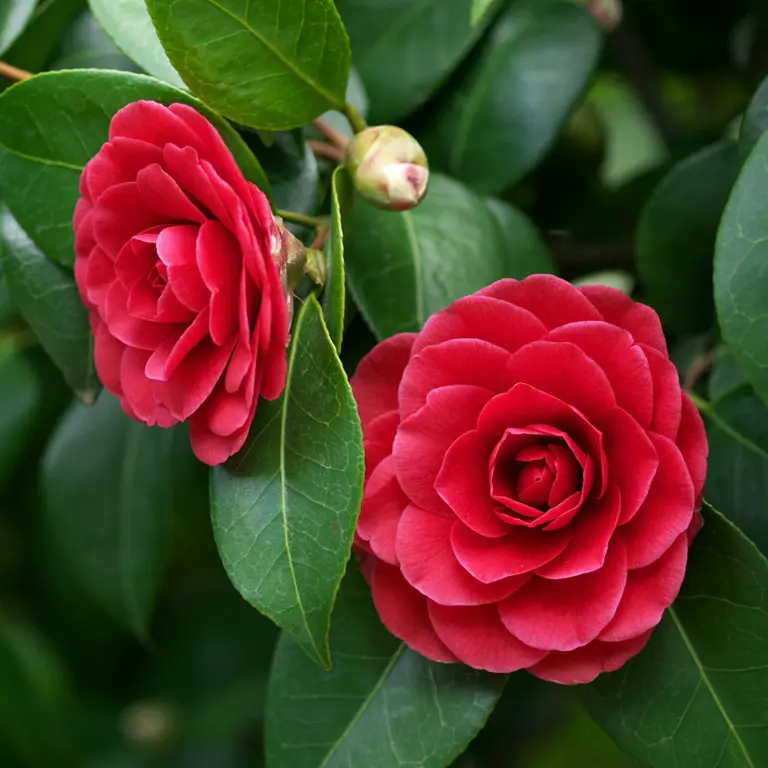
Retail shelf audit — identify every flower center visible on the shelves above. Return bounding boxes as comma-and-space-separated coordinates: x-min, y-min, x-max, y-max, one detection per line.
514, 457, 554, 507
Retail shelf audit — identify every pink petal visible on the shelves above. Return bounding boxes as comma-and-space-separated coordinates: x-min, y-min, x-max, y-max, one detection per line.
92, 182, 163, 258
189, 405, 250, 465
136, 163, 207, 224
428, 603, 546, 672
676, 393, 708, 503
499, 543, 627, 652
120, 346, 176, 428
103, 281, 179, 350
197, 220, 240, 345
396, 505, 528, 606
109, 101, 205, 150
364, 410, 400, 477
157, 225, 210, 312
94, 322, 126, 396
642, 345, 682, 439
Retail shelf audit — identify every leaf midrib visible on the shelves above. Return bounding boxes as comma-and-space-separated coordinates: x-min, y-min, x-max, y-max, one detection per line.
669, 607, 756, 766
194, 0, 344, 108
694, 393, 768, 463
317, 643, 406, 767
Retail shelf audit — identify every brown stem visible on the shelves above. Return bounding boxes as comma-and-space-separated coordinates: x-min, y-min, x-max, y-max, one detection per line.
684, 349, 716, 393
311, 225, 330, 251
312, 118, 349, 149
308, 139, 345, 164
0, 60, 32, 82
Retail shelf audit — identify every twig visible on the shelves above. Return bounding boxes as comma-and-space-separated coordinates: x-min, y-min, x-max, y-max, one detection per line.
0, 60, 32, 82
275, 209, 326, 229
308, 139, 345, 164
311, 225, 330, 251
312, 118, 349, 149
683, 349, 716, 393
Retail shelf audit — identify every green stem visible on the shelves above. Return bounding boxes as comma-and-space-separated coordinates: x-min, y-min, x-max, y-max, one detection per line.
275, 209, 326, 229
343, 102, 368, 134
687, 391, 711, 414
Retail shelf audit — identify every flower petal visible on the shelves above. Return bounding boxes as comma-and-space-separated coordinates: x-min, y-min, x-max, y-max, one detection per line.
676, 393, 708, 503
642, 345, 682, 439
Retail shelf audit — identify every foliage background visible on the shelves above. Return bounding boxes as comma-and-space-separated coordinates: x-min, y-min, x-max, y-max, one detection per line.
0, 0, 767, 766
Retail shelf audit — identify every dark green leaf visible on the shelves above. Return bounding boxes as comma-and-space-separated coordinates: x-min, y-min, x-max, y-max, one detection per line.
0, 69, 269, 268
471, 0, 497, 27
266, 567, 506, 768
0, 208, 98, 401
581, 504, 768, 767
336, 0, 489, 124
320, 68, 368, 140
739, 73, 768, 162
0, 264, 15, 326
145, 0, 351, 130
0, 617, 74, 766
50, 9, 138, 70
715, 131, 768, 406
709, 348, 748, 401
345, 173, 520, 339
698, 388, 768, 556
486, 197, 556, 277
421, 0, 602, 195
1, 0, 86, 74
0, 0, 36, 55
211, 296, 364, 669
323, 166, 352, 353
0, 352, 40, 489
89, 0, 184, 86
638, 140, 738, 334
42, 392, 176, 637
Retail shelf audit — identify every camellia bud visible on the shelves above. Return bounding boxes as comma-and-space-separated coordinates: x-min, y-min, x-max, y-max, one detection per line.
345, 126, 429, 211
576, 0, 622, 31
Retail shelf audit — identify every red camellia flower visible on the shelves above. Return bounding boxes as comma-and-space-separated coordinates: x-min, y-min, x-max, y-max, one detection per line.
351, 275, 707, 684
73, 101, 292, 465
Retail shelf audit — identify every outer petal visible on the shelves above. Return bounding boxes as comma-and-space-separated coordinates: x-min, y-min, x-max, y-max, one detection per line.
579, 284, 667, 354
364, 410, 400, 477
547, 321, 654, 429
370, 561, 458, 663
451, 521, 570, 582
396, 505, 528, 606
393, 385, 493, 515
619, 434, 695, 569
537, 483, 621, 579
428, 603, 547, 673
481, 275, 602, 328
676, 393, 708, 503
600, 535, 687, 642
398, 339, 512, 420
412, 294, 546, 357
528, 631, 652, 685
351, 333, 416, 429
93, 322, 126, 396
499, 543, 627, 652
642, 345, 682, 439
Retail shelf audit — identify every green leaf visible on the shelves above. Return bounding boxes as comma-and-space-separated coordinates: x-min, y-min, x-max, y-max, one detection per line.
42, 392, 176, 637
0, 208, 98, 401
323, 166, 352, 353
486, 197, 556, 277
738, 73, 768, 162
50, 9, 138, 70
638, 140, 738, 335
88, 0, 184, 86
320, 68, 369, 140
345, 173, 523, 339
0, 352, 40, 490
581, 504, 768, 767
0, 68, 269, 268
211, 296, 364, 669
421, 0, 602, 195
145, 0, 351, 130
471, 0, 497, 27
709, 348, 748, 401
266, 567, 506, 768
336, 0, 489, 124
0, 0, 36, 55
715, 131, 768, 406
697, 388, 768, 557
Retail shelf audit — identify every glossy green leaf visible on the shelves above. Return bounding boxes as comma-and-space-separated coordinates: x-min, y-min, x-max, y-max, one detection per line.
0, 0, 36, 55
581, 504, 768, 767
486, 197, 556, 277
42, 392, 176, 637
421, 0, 602, 195
0, 208, 98, 402
323, 166, 352, 353
715, 131, 768, 406
697, 388, 768, 557
0, 352, 40, 490
709, 348, 748, 402
211, 296, 364, 669
145, 0, 351, 130
471, 0, 497, 27
336, 0, 489, 124
738, 73, 768, 162
320, 68, 369, 140
0, 617, 74, 765
0, 69, 269, 268
638, 140, 738, 334
266, 567, 506, 768
89, 0, 184, 86
345, 173, 525, 339
50, 9, 137, 70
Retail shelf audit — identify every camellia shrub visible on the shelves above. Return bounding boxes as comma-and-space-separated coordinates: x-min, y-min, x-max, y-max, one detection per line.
0, 0, 766, 766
